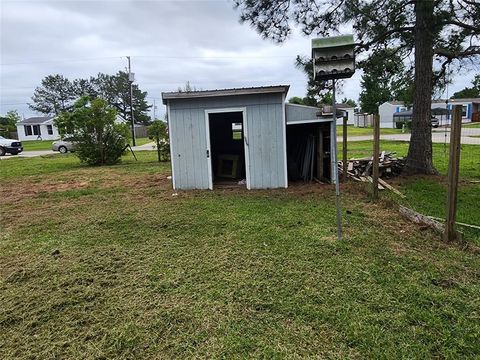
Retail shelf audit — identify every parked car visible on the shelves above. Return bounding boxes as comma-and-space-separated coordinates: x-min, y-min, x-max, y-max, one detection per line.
0, 136, 23, 156
431, 116, 440, 128
52, 138, 76, 153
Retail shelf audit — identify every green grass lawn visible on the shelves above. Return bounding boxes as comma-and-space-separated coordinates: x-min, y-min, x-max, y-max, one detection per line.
1, 152, 479, 359
21, 138, 153, 151
337, 125, 406, 136
341, 140, 480, 240
21, 140, 56, 151
463, 122, 480, 128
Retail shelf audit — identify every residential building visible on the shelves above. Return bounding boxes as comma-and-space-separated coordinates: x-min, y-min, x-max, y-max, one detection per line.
378, 98, 480, 128
16, 116, 60, 141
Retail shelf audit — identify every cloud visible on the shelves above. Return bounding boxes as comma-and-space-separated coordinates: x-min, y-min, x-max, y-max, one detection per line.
0, 0, 476, 118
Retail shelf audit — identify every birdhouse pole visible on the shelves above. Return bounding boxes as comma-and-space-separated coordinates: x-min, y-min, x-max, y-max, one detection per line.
312, 35, 356, 241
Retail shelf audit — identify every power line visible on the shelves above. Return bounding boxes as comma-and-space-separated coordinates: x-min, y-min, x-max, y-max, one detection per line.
0, 54, 296, 67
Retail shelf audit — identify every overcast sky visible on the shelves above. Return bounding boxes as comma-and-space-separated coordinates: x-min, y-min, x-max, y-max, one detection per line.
1, 0, 477, 119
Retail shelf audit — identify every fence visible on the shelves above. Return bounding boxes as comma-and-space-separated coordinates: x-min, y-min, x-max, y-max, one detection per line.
339, 105, 480, 243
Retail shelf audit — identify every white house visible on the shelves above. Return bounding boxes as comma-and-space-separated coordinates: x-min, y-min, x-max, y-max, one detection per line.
378, 98, 480, 128
16, 116, 60, 141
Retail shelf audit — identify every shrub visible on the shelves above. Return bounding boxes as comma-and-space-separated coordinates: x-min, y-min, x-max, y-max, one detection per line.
55, 97, 130, 165
148, 120, 170, 162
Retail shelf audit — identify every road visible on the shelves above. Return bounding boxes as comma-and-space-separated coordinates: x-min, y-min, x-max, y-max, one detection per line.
338, 127, 480, 145
0, 142, 157, 159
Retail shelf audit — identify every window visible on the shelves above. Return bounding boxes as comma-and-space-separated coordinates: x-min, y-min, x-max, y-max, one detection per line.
47, 125, 53, 135
232, 123, 242, 140
24, 125, 32, 136
462, 105, 467, 117
33, 125, 41, 136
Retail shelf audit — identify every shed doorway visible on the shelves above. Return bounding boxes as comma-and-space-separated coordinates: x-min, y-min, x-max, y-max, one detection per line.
206, 109, 250, 189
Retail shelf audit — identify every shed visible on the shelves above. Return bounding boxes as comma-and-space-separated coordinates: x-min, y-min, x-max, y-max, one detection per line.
162, 85, 334, 190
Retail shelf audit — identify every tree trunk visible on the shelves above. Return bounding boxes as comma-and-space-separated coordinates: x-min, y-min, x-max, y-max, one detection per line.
405, 0, 437, 175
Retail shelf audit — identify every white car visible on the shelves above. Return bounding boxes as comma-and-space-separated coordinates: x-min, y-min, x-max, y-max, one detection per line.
0, 136, 23, 156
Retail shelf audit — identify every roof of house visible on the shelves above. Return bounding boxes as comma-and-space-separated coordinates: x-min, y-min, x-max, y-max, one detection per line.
162, 85, 290, 104
384, 101, 405, 106
16, 116, 53, 125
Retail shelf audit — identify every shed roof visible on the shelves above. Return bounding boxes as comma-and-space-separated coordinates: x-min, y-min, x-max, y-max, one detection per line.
162, 85, 290, 104
17, 116, 53, 125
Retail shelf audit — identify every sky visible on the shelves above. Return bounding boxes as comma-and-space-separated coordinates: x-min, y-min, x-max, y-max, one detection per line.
0, 0, 477, 120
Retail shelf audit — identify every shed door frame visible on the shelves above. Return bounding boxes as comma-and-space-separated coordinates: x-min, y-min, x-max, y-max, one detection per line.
204, 107, 250, 190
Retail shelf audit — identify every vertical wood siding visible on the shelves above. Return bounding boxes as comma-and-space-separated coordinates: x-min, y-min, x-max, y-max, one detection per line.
168, 93, 287, 189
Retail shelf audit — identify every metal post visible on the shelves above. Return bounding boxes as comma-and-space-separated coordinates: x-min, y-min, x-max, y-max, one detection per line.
127, 56, 136, 146
331, 79, 343, 240
372, 114, 380, 200
444, 105, 462, 242
342, 114, 348, 182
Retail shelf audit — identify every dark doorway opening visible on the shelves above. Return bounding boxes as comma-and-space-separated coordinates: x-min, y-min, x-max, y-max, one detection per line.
286, 122, 331, 183
208, 112, 246, 187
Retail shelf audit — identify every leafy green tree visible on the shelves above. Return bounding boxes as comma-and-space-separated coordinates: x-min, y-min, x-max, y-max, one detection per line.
341, 98, 357, 107
295, 55, 332, 106
358, 48, 411, 113
233, 0, 480, 174
30, 74, 75, 115
288, 96, 317, 106
89, 71, 151, 125
55, 97, 129, 165
0, 111, 21, 137
31, 72, 151, 125
148, 120, 170, 162
452, 74, 480, 98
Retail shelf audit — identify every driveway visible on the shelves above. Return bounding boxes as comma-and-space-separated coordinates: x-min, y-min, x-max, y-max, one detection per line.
0, 142, 157, 160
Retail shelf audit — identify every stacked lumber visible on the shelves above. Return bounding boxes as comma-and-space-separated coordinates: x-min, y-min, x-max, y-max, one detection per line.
339, 151, 405, 180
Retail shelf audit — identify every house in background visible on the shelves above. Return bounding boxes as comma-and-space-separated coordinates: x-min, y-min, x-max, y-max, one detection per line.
162, 85, 334, 190
16, 116, 60, 141
378, 98, 480, 128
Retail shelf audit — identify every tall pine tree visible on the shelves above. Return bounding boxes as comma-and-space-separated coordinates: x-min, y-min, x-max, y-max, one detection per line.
233, 0, 480, 174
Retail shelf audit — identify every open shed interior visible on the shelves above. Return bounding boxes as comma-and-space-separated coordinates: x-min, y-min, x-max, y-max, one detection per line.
208, 112, 246, 186
286, 122, 331, 183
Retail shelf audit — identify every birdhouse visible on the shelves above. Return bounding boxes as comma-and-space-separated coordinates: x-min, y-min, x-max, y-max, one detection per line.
312, 35, 355, 81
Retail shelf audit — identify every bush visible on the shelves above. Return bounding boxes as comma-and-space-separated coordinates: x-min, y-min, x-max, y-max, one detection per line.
148, 120, 170, 162
395, 120, 412, 130
55, 97, 130, 165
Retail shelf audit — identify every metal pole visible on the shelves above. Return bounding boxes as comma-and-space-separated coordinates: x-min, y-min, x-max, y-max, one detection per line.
127, 56, 136, 146
331, 79, 343, 240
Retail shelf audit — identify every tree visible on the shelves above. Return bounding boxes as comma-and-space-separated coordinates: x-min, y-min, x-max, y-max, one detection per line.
295, 55, 333, 106
30, 75, 75, 115
233, 0, 480, 174
89, 71, 151, 125
148, 120, 170, 162
30, 72, 152, 125
288, 96, 318, 106
341, 98, 357, 108
452, 74, 480, 98
55, 97, 129, 165
177, 81, 199, 93
358, 48, 411, 113
0, 110, 21, 137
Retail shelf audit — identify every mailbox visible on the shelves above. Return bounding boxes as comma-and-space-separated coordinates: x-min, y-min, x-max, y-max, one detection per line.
312, 35, 355, 80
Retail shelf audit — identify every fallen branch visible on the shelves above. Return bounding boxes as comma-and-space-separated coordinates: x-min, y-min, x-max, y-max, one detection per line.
399, 205, 444, 234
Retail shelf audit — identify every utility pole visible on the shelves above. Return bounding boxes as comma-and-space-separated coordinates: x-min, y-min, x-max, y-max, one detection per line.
153, 99, 156, 120
127, 56, 136, 146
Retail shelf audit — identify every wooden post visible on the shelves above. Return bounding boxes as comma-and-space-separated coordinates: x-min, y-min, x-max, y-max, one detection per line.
343, 115, 348, 182
444, 105, 462, 242
372, 114, 380, 200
